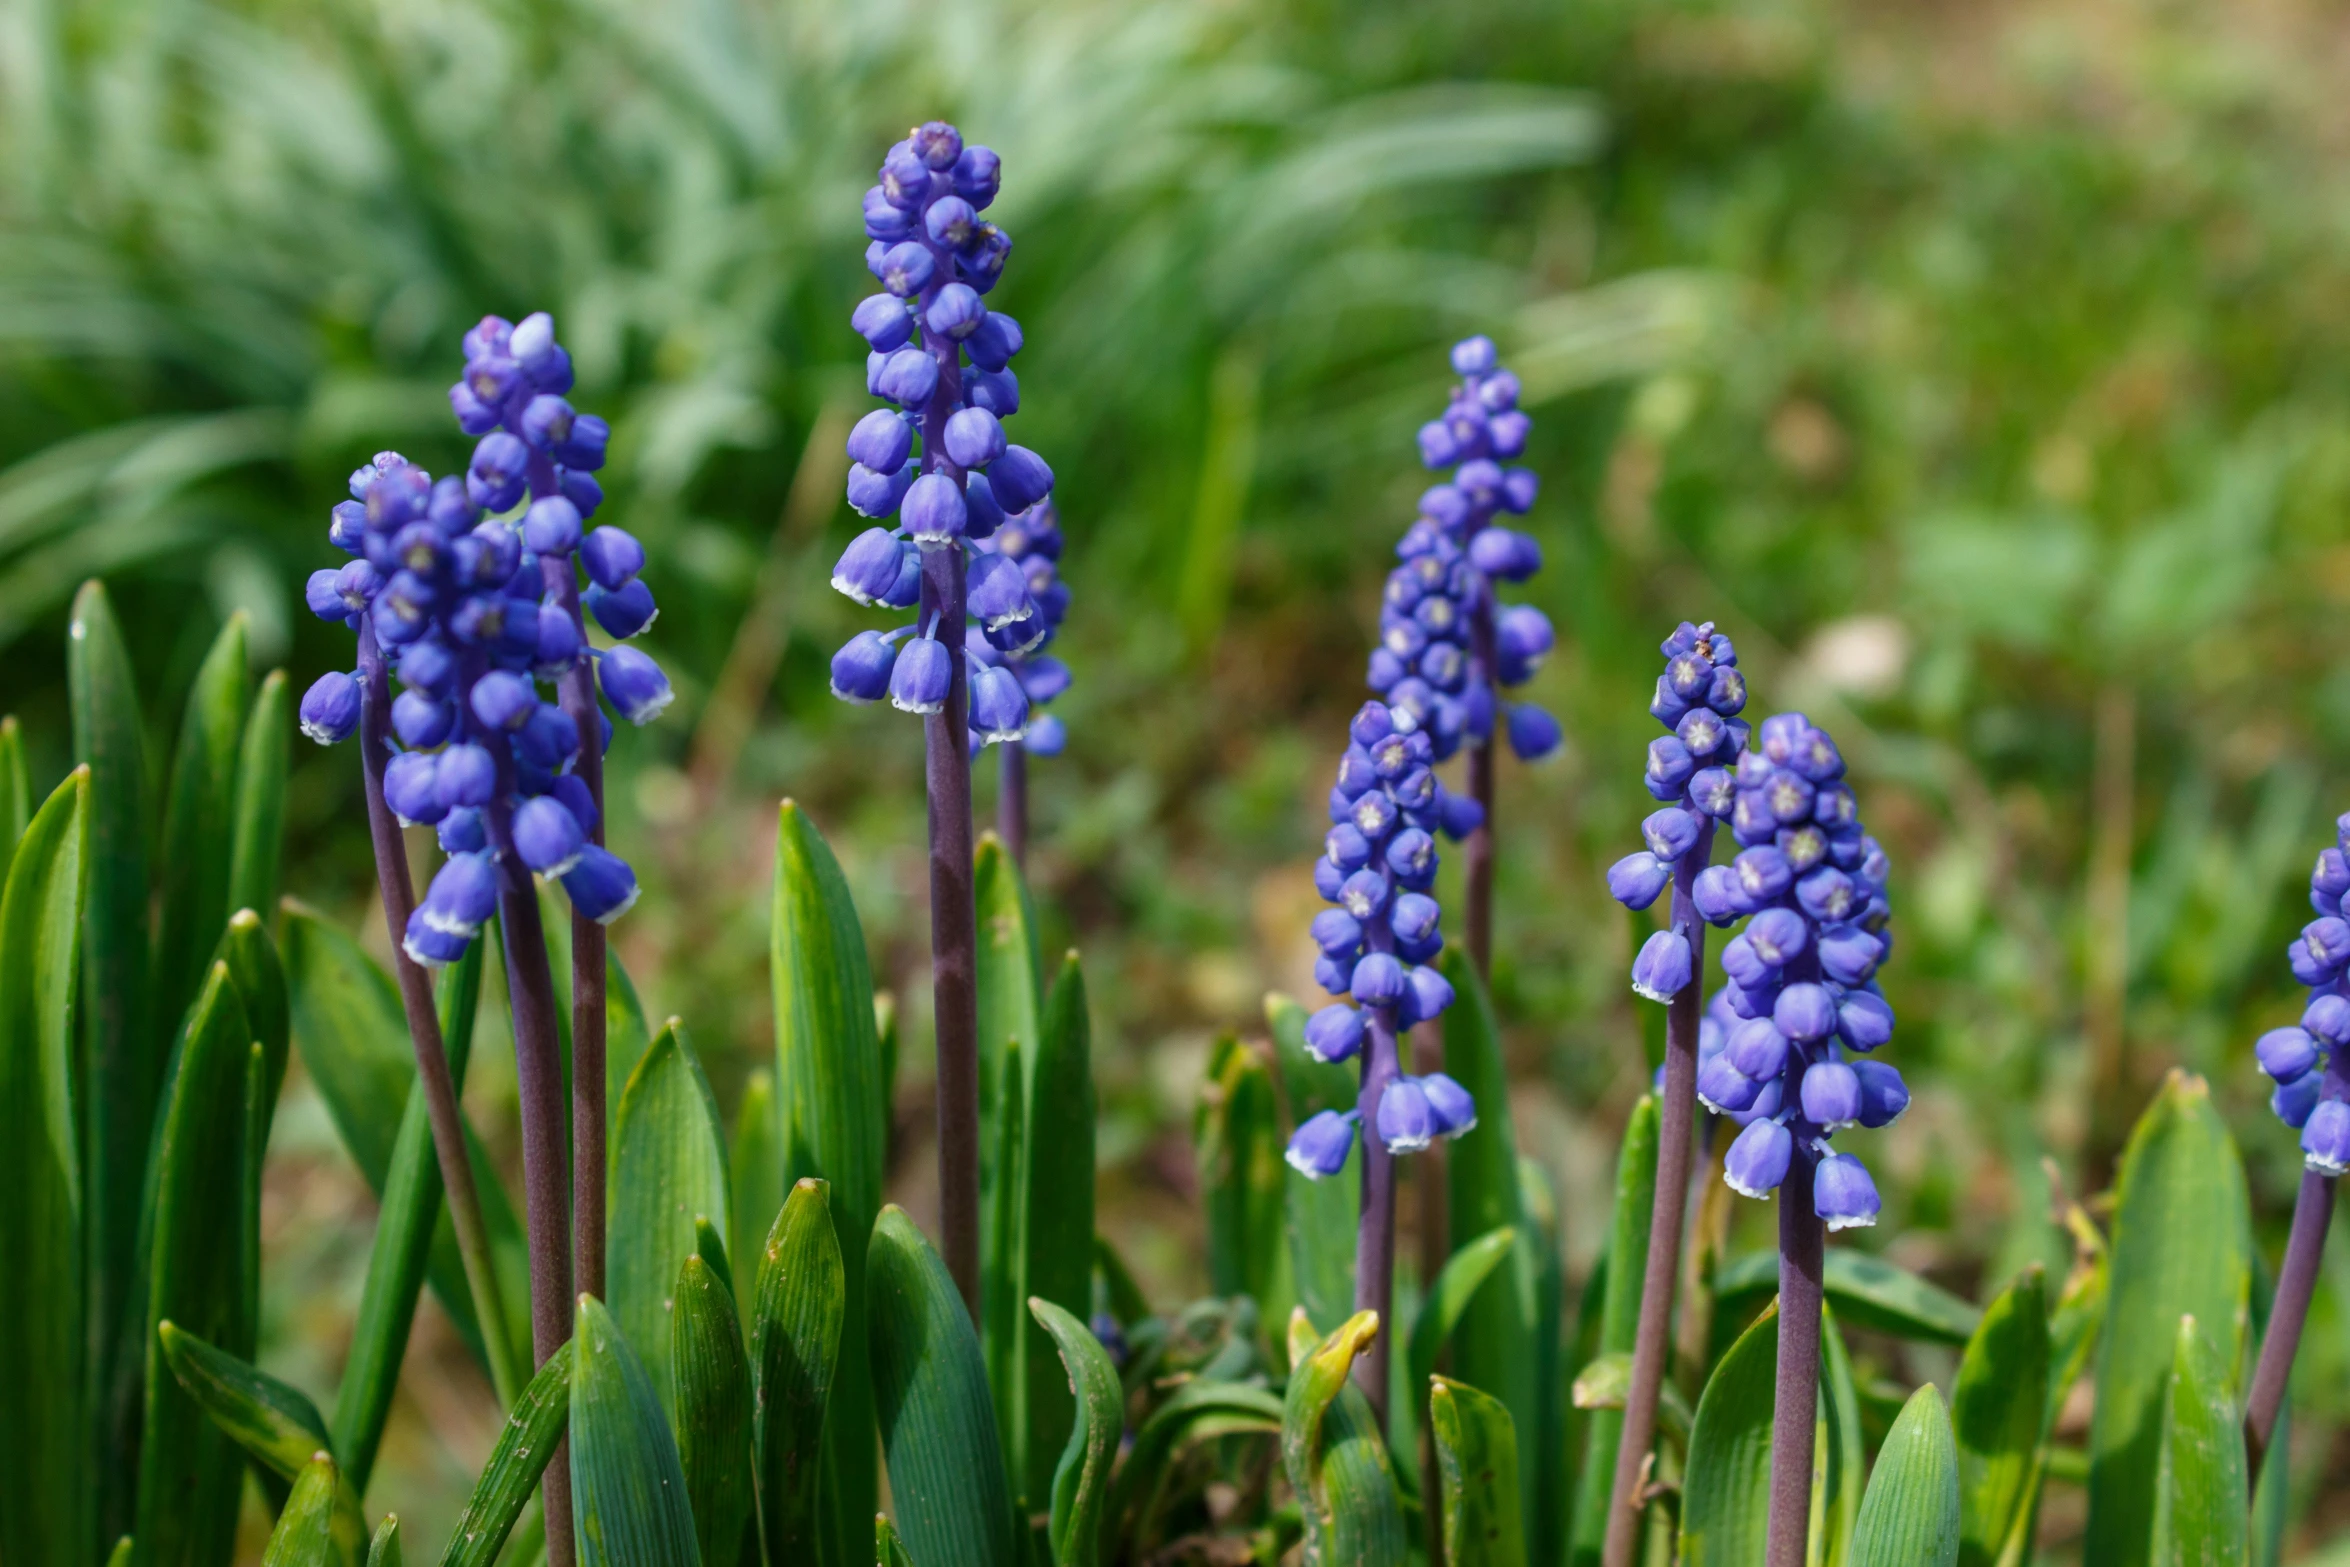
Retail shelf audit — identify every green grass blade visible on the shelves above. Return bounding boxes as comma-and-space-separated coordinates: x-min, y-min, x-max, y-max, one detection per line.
154, 612, 248, 1042
1516, 1157, 1567, 1567
974, 832, 1041, 1278
773, 800, 887, 1562
259, 1451, 346, 1567
1198, 1032, 1287, 1308
1023, 955, 1097, 1508
1269, 993, 1359, 1349
367, 1516, 401, 1567
0, 713, 29, 873
1679, 1304, 1780, 1566
1820, 1303, 1866, 1567
226, 668, 287, 921
222, 910, 289, 1132
870, 1206, 1016, 1567
156, 1324, 368, 1561
1407, 1224, 1518, 1404
1954, 1268, 2050, 1567
571, 1294, 700, 1567
695, 1215, 737, 1300
1433, 1376, 1528, 1567
135, 961, 255, 1567
876, 1515, 915, 1567
731, 1069, 782, 1301
71, 580, 154, 1530
1853, 1386, 1960, 1567
0, 767, 89, 1567
987, 1034, 1029, 1480
2150, 1314, 2247, 1567
1026, 1299, 1120, 1567
1283, 1309, 1408, 1566
753, 1177, 846, 1565
1570, 1094, 1659, 1567
333, 938, 492, 1490
437, 1341, 573, 1567
676, 1252, 756, 1567
609, 1017, 730, 1426
2086, 1071, 2253, 1567
1710, 1250, 1983, 1347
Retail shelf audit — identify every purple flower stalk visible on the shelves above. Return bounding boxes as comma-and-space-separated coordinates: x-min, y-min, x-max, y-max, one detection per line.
302, 313, 669, 1564
2243, 819, 2350, 1476
830, 121, 1052, 1315
1285, 699, 1476, 1426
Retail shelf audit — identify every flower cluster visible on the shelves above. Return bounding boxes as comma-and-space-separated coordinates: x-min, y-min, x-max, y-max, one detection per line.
827, 120, 1060, 752
1670, 712, 1900, 1228
967, 499, 1071, 756
298, 313, 670, 966
1367, 336, 1558, 773
1283, 700, 1478, 1178
1607, 620, 1748, 1000
2255, 817, 2350, 1171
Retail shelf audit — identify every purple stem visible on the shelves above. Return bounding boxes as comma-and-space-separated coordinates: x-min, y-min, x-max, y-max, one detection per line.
999, 739, 1028, 869
2245, 1167, 2335, 1478
916, 227, 982, 1320
1765, 1064, 1823, 1567
1463, 593, 1497, 979
1354, 926, 1402, 1429
352, 618, 521, 1400
1602, 820, 1715, 1567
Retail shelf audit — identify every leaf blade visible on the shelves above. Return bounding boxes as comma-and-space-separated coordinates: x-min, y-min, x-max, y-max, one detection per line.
1023, 954, 1098, 1510
1027, 1298, 1122, 1567
2150, 1314, 2248, 1567
438, 1341, 574, 1567
1852, 1386, 1961, 1567
570, 1295, 699, 1567
675, 1251, 756, 1567
608, 1018, 730, 1426
1954, 1268, 2051, 1567
753, 1177, 847, 1564
226, 667, 287, 921
1679, 1304, 1781, 1566
154, 612, 248, 1042
1433, 1376, 1528, 1567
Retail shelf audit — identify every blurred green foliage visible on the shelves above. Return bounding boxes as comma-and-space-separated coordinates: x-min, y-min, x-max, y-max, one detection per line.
10, 0, 2350, 1552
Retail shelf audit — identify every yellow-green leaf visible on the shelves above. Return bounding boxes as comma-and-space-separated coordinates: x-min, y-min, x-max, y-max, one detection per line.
2150, 1314, 2247, 1567
608, 1018, 729, 1426
1680, 1304, 1780, 1567
260, 1452, 346, 1567
1954, 1268, 2050, 1567
570, 1294, 698, 1567
1853, 1386, 1960, 1567
1027, 1298, 1121, 1567
1433, 1376, 1528, 1567
1283, 1309, 1408, 1567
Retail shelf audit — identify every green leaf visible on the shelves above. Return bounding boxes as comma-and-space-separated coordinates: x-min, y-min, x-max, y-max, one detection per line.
260, 1452, 346, 1567
437, 1341, 574, 1567
226, 668, 287, 921
366, 1516, 400, 1567
869, 1205, 1017, 1567
1432, 1375, 1528, 1567
1100, 1378, 1284, 1556
0, 767, 89, 1567
156, 1324, 368, 1563
571, 1294, 699, 1567
333, 937, 497, 1490
2149, 1315, 2247, 1567
1853, 1386, 1961, 1567
1679, 1304, 1780, 1566
1570, 1094, 1659, 1567
1282, 1309, 1408, 1567
2086, 1071, 2253, 1567
155, 612, 249, 1043
136, 961, 256, 1567
675, 1251, 756, 1567
71, 581, 155, 1528
1269, 992, 1358, 1349
1022, 954, 1097, 1508
753, 1177, 847, 1565
695, 1214, 736, 1301
1819, 1304, 1866, 1567
0, 713, 29, 873
731, 1069, 783, 1306
773, 800, 888, 1563
221, 909, 290, 1141
1198, 1032, 1288, 1308
1712, 1249, 1983, 1347
1953, 1268, 2050, 1567
1514, 1155, 1568, 1567
1026, 1298, 1121, 1567
975, 832, 1041, 1289
1407, 1224, 1518, 1405
609, 1018, 730, 1426
987, 1033, 1028, 1480
876, 1515, 915, 1567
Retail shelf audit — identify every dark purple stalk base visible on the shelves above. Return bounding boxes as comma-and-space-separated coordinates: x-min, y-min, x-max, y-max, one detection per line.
1602, 820, 1714, 1567
999, 738, 1028, 869
2246, 1168, 2335, 1478
1766, 1152, 1824, 1567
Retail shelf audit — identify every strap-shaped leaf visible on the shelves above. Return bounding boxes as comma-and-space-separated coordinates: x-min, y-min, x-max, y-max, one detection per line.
71, 581, 154, 1529
1198, 1032, 1287, 1310
1268, 993, 1359, 1357
1432, 1376, 1528, 1567
1679, 1303, 1780, 1565
571, 1294, 699, 1567
877, 1514, 915, 1567
1822, 1302, 1867, 1565
754, 1177, 846, 1561
0, 768, 89, 1567
610, 1018, 729, 1426
1103, 1378, 1283, 1555
0, 713, 29, 870
1853, 1385, 1960, 1567
2149, 1314, 2247, 1567
157, 1323, 368, 1563
1711, 1249, 1983, 1346
773, 800, 887, 1560
870, 1205, 1016, 1567
1283, 1309, 1407, 1566
437, 1341, 573, 1567
730, 1069, 782, 1304
1023, 954, 1097, 1510
1407, 1225, 1518, 1409
975, 833, 1041, 1314
675, 1251, 756, 1567
987, 1033, 1029, 1478
1570, 1094, 1658, 1563
226, 667, 288, 921
2086, 1071, 2252, 1567
1954, 1267, 2050, 1567
136, 960, 255, 1567
260, 1452, 345, 1567
155, 611, 249, 1042
366, 1518, 401, 1567
1026, 1299, 1121, 1567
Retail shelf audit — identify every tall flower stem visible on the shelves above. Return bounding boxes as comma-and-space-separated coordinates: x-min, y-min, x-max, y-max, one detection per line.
1602, 819, 1714, 1567
1765, 1115, 1824, 1567
2246, 1168, 2336, 1477
353, 618, 521, 1401
1354, 989, 1403, 1430
999, 739, 1028, 869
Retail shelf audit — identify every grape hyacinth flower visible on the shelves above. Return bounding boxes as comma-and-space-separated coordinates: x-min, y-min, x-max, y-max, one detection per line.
1375, 336, 1556, 974
972, 498, 1072, 864
1597, 619, 1747, 1567
1285, 699, 1475, 1424
2243, 817, 2350, 1476
829, 120, 1054, 1315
